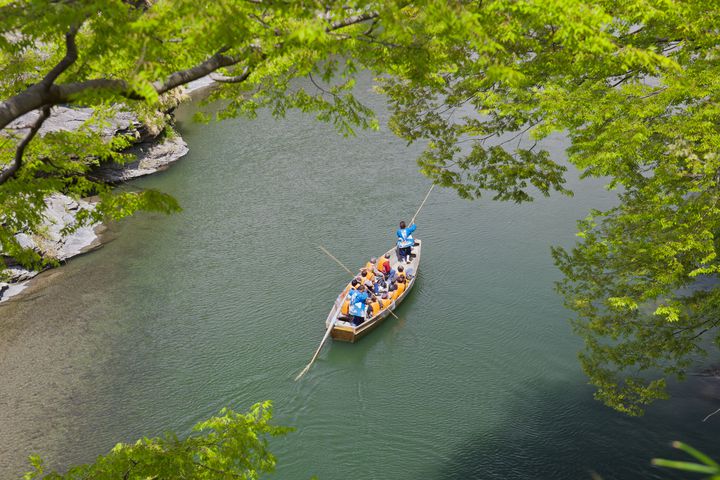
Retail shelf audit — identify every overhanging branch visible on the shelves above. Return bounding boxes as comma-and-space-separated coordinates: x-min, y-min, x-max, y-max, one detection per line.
40, 23, 81, 88
0, 105, 51, 184
0, 10, 382, 132
328, 11, 379, 31
211, 66, 251, 83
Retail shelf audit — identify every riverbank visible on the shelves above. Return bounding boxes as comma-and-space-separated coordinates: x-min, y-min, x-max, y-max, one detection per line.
0, 78, 215, 302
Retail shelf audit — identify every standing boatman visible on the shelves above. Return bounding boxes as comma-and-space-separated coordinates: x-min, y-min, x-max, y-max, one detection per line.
396, 221, 417, 263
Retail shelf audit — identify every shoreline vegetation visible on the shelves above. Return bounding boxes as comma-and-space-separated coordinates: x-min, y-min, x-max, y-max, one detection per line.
0, 78, 213, 302
2, 2, 719, 476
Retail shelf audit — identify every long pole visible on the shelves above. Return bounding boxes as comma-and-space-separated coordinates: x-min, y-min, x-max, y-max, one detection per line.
410, 183, 435, 225
295, 321, 335, 380
318, 244, 353, 276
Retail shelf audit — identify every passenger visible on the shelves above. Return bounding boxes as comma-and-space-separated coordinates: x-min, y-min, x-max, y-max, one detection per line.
387, 266, 398, 282
381, 291, 391, 308
390, 289, 400, 302
342, 278, 360, 297
396, 221, 417, 263
361, 268, 375, 282
405, 266, 415, 279
365, 257, 381, 276
378, 253, 390, 274
396, 276, 407, 296
337, 300, 354, 323
391, 280, 406, 301
377, 253, 391, 276
348, 285, 369, 326
346, 279, 360, 300
387, 264, 403, 283
367, 295, 381, 318
373, 277, 386, 295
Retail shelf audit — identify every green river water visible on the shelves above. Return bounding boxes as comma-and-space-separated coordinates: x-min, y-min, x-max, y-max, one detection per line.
1, 78, 719, 479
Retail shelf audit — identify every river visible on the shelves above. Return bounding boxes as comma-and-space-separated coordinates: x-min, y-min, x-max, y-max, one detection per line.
1, 77, 718, 479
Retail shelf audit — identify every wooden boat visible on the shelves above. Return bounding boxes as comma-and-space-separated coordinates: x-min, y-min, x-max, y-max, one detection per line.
325, 239, 422, 342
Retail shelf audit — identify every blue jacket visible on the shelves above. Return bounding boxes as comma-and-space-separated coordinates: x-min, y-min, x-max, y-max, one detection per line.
396, 224, 417, 248
349, 291, 368, 317
347, 288, 359, 303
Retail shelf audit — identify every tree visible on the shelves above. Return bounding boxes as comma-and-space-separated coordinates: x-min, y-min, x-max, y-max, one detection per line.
375, 0, 720, 415
3, 0, 720, 414
0, 0, 404, 273
23, 401, 291, 479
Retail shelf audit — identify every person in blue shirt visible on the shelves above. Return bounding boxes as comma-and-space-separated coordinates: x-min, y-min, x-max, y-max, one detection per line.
348, 285, 369, 326
396, 221, 417, 263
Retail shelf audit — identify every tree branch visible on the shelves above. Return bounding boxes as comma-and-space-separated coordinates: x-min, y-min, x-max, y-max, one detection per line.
40, 23, 81, 89
193, 461, 244, 478
328, 11, 379, 31
0, 10, 380, 131
0, 105, 51, 184
152, 47, 240, 94
211, 66, 251, 83
0, 48, 241, 131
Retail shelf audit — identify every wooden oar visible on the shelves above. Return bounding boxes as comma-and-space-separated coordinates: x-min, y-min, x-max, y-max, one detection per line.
318, 244, 354, 276
295, 319, 335, 380
410, 183, 435, 225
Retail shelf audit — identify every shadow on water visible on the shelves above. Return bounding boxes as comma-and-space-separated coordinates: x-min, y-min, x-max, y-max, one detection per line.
432, 375, 720, 480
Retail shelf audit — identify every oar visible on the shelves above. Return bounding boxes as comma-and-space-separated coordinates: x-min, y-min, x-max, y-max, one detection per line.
410, 183, 435, 225
295, 319, 335, 381
294, 245, 351, 381
318, 244, 354, 276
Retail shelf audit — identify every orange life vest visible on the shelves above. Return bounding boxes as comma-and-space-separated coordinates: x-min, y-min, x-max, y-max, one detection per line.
341, 300, 350, 315
377, 257, 390, 273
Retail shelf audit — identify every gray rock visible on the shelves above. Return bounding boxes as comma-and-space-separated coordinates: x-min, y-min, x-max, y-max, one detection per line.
39, 194, 99, 261
2, 95, 192, 301
1, 194, 99, 302
93, 135, 188, 182
7, 106, 141, 142
2, 194, 98, 263
0, 280, 30, 302
185, 75, 217, 97
4, 267, 39, 283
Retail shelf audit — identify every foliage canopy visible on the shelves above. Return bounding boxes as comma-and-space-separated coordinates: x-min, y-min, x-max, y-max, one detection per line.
2, 0, 720, 414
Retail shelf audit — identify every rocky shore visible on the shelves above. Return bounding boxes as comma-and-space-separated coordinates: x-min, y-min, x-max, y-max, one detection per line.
0, 79, 214, 302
